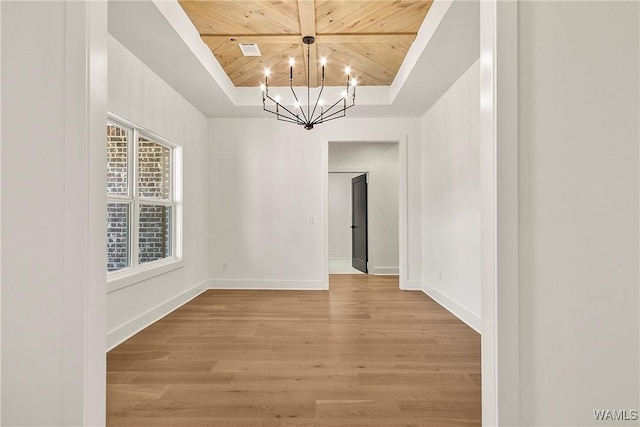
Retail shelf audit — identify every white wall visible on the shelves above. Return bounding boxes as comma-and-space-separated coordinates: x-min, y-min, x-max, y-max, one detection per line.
515, 2, 639, 424
329, 143, 400, 274
106, 36, 209, 348
328, 172, 360, 259
208, 117, 421, 289
1, 2, 107, 425
421, 60, 481, 331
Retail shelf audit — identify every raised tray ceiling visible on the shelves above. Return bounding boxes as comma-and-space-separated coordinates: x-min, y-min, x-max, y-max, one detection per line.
179, 0, 433, 87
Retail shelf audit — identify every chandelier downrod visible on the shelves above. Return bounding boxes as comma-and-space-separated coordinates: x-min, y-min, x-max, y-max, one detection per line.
261, 36, 356, 130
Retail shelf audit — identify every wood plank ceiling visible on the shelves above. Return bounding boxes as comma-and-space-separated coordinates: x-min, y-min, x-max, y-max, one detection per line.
178, 0, 433, 87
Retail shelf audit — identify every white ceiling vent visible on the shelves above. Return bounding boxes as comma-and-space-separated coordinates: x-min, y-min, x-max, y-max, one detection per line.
239, 43, 261, 57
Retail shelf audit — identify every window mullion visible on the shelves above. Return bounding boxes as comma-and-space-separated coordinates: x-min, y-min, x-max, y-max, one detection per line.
138, 198, 172, 206
171, 143, 177, 258
132, 129, 140, 269
126, 200, 133, 270
107, 194, 132, 202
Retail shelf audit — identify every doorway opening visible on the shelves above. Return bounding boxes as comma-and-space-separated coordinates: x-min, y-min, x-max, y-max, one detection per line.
328, 172, 368, 274
323, 139, 405, 288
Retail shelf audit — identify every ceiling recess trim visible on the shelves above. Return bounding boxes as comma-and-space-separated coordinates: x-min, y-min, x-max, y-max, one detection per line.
178, 0, 434, 87
146, 0, 459, 114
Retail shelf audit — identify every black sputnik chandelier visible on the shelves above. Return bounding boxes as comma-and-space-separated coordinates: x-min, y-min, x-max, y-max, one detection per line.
261, 36, 356, 130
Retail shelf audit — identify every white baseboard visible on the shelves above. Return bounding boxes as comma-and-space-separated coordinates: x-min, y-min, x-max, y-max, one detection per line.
106, 281, 208, 351
421, 282, 481, 333
371, 267, 399, 275
401, 280, 422, 290
329, 254, 351, 259
209, 279, 327, 290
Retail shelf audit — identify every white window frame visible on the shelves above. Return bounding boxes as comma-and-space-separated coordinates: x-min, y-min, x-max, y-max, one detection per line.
107, 112, 183, 292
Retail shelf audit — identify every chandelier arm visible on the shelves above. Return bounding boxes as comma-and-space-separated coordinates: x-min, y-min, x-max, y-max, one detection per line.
312, 105, 356, 124
262, 105, 291, 119
283, 110, 305, 125
316, 106, 342, 123
317, 100, 356, 122
277, 115, 304, 124
321, 96, 348, 118
312, 115, 346, 125
316, 108, 346, 122
263, 105, 304, 125
309, 83, 325, 123
288, 81, 300, 104
265, 94, 305, 124
288, 83, 309, 123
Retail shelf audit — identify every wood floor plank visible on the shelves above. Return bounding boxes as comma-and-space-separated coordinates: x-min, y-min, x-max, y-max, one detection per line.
107, 275, 481, 426
108, 417, 264, 427
259, 417, 479, 427
129, 398, 316, 419
315, 399, 401, 418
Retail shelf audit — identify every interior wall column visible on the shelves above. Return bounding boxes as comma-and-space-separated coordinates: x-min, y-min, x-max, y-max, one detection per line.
480, 0, 520, 425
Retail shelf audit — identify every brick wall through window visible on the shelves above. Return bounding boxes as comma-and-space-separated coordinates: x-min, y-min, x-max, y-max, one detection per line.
106, 118, 177, 274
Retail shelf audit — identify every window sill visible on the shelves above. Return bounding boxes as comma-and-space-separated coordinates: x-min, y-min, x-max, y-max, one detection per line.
107, 259, 184, 293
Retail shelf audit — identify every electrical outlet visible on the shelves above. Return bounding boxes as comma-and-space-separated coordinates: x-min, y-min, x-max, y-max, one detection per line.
308, 216, 315, 225
222, 262, 229, 270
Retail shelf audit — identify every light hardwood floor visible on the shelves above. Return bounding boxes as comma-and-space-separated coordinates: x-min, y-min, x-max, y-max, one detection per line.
107, 275, 481, 426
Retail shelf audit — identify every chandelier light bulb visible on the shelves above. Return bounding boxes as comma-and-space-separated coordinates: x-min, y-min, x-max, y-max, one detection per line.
341, 90, 347, 99
350, 79, 357, 87
345, 66, 351, 75
289, 58, 295, 67
320, 57, 327, 66
260, 83, 266, 92
264, 68, 270, 77
275, 95, 281, 103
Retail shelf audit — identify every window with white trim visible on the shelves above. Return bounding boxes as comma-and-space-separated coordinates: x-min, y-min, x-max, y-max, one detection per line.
107, 114, 181, 275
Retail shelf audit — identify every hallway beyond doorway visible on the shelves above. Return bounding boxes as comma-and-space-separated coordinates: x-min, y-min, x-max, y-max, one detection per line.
329, 257, 365, 274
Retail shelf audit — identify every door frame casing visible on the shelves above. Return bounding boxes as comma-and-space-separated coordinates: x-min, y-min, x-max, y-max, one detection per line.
321, 135, 408, 290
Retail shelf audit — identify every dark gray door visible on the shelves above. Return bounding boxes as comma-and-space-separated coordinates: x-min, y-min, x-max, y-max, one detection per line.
351, 174, 368, 273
